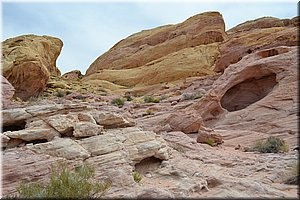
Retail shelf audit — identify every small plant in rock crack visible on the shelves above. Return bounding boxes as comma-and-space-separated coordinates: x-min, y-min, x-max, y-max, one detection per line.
143, 95, 160, 103
205, 138, 216, 147
145, 109, 155, 115
111, 97, 126, 108
283, 161, 298, 185
17, 161, 111, 198
182, 92, 203, 100
132, 171, 142, 183
55, 90, 65, 98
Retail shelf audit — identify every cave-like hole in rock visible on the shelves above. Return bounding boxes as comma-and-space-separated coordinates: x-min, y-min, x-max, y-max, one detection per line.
61, 128, 74, 138
257, 49, 279, 58
27, 139, 49, 145
221, 73, 277, 112
134, 156, 162, 174
2, 120, 26, 132
257, 48, 290, 59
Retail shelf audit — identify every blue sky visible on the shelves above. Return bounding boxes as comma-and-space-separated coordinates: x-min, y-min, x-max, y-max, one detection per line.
2, 1, 298, 75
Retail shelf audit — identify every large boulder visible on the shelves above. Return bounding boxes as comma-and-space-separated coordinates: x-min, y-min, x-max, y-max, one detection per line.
84, 12, 226, 87
2, 34, 63, 100
84, 43, 220, 87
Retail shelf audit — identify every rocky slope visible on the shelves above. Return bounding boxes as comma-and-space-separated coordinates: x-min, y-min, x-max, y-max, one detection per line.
1, 12, 298, 198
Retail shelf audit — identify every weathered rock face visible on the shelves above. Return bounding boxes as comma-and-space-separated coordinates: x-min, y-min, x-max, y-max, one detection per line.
187, 46, 298, 147
87, 11, 226, 73
214, 17, 298, 72
1, 75, 15, 108
83, 12, 226, 87
1, 13, 299, 199
84, 43, 220, 87
2, 103, 169, 196
62, 70, 83, 80
2, 34, 63, 100
197, 128, 223, 145
227, 16, 299, 34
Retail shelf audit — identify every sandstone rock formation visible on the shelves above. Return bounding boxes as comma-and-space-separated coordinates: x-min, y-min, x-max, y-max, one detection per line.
2, 34, 63, 100
61, 70, 83, 80
84, 12, 226, 87
87, 11, 226, 73
1, 12, 298, 199
214, 17, 298, 72
1, 75, 15, 108
2, 103, 169, 196
186, 46, 298, 147
84, 43, 220, 87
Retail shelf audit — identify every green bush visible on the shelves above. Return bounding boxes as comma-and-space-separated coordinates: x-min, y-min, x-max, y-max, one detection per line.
144, 96, 160, 103
132, 171, 142, 183
205, 138, 215, 147
111, 98, 126, 108
253, 136, 289, 153
17, 162, 111, 198
124, 94, 133, 101
65, 90, 72, 95
55, 90, 65, 98
284, 162, 298, 185
145, 109, 154, 115
182, 92, 203, 100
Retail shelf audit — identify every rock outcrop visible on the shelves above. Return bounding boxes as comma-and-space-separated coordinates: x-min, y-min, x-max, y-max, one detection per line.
187, 46, 298, 147
2, 103, 169, 196
1, 13, 298, 199
84, 12, 226, 87
2, 34, 63, 100
1, 75, 15, 108
61, 70, 83, 80
84, 43, 220, 87
214, 17, 298, 72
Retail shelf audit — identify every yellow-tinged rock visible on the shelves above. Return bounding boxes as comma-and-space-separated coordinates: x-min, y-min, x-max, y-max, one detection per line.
86, 11, 226, 75
2, 34, 63, 100
83, 43, 219, 87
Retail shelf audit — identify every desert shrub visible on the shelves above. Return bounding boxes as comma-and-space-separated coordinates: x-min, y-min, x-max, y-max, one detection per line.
182, 92, 203, 100
111, 97, 126, 108
65, 90, 72, 95
132, 171, 142, 183
253, 136, 289, 153
284, 162, 298, 185
55, 90, 65, 98
144, 96, 160, 103
205, 138, 215, 147
145, 109, 154, 115
17, 162, 111, 198
124, 95, 133, 101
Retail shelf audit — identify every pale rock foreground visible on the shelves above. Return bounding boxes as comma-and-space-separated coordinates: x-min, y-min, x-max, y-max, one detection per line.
2, 103, 169, 197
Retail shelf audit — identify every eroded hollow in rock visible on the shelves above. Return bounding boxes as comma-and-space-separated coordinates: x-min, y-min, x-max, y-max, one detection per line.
221, 73, 277, 112
257, 48, 289, 58
134, 156, 162, 174
2, 120, 26, 132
